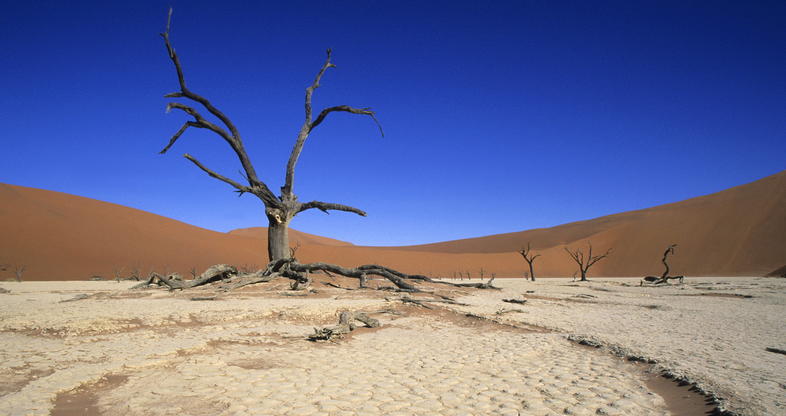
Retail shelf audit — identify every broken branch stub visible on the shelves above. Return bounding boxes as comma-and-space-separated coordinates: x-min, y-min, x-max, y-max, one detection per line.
308, 311, 380, 341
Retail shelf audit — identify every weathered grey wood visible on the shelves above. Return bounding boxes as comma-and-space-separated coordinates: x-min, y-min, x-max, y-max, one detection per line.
353, 312, 380, 328
400, 297, 469, 307
308, 311, 381, 341
399, 298, 432, 309
60, 294, 90, 303
765, 347, 786, 355
324, 282, 353, 290
222, 271, 277, 291
190, 296, 217, 301
450, 276, 500, 290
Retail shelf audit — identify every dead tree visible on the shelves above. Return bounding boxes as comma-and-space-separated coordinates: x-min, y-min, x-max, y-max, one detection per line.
13, 264, 26, 282
159, 9, 382, 262
112, 267, 125, 282
564, 242, 612, 282
518, 242, 541, 281
129, 264, 142, 281
642, 244, 684, 285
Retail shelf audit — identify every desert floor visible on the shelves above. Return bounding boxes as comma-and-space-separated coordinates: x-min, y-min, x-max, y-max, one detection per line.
0, 276, 783, 416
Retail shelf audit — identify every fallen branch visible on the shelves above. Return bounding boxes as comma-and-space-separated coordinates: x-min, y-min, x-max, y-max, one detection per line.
496, 308, 523, 315
765, 347, 786, 355
324, 282, 354, 290
399, 298, 434, 309
308, 311, 380, 341
190, 296, 217, 301
60, 294, 90, 303
448, 276, 500, 290
502, 298, 527, 305
400, 296, 469, 307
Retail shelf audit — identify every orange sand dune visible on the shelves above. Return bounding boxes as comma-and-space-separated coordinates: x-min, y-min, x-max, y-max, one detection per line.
372, 170, 786, 277
1, 170, 784, 280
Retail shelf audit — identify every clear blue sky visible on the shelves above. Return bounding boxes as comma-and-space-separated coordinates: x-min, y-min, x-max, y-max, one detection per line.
1, 1, 784, 246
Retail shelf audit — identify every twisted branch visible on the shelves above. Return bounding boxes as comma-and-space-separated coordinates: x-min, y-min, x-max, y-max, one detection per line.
298, 201, 367, 216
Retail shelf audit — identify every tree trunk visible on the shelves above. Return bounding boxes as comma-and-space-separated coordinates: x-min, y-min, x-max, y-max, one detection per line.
580, 269, 588, 281
529, 263, 535, 281
267, 218, 291, 261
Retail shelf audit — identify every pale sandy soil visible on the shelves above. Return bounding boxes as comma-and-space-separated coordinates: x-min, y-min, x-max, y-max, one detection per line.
0, 277, 782, 415
450, 277, 786, 416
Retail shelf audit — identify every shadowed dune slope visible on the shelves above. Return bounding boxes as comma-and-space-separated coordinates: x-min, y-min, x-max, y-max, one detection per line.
1, 170, 784, 280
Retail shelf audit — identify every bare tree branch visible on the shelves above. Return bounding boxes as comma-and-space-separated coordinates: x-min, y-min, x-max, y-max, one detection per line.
297, 201, 367, 216
159, 7, 266, 194
282, 50, 384, 198
184, 153, 250, 193
160, 121, 200, 154
282, 49, 335, 197
311, 105, 384, 136
160, 10, 241, 141
163, 103, 234, 145
564, 242, 611, 281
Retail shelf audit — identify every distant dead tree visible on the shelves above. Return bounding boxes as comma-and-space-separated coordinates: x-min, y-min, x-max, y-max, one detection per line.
128, 263, 142, 281
158, 8, 382, 262
290, 241, 302, 259
13, 264, 26, 282
642, 244, 684, 285
518, 242, 541, 281
112, 266, 126, 282
189, 267, 198, 279
564, 242, 612, 282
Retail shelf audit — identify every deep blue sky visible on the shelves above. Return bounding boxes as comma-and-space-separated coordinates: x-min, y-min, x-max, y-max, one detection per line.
1, 1, 784, 246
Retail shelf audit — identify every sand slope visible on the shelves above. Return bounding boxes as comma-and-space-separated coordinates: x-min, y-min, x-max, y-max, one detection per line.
379, 170, 786, 276
1, 170, 785, 280
228, 227, 354, 247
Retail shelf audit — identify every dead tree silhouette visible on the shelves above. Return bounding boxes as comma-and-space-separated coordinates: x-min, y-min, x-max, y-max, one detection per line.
153, 9, 498, 293
564, 242, 612, 282
518, 242, 540, 281
642, 244, 684, 285
159, 8, 381, 262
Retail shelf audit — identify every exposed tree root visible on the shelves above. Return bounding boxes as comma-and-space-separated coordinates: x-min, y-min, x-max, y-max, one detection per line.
398, 296, 469, 309
308, 311, 380, 341
131, 265, 237, 290
130, 259, 500, 293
